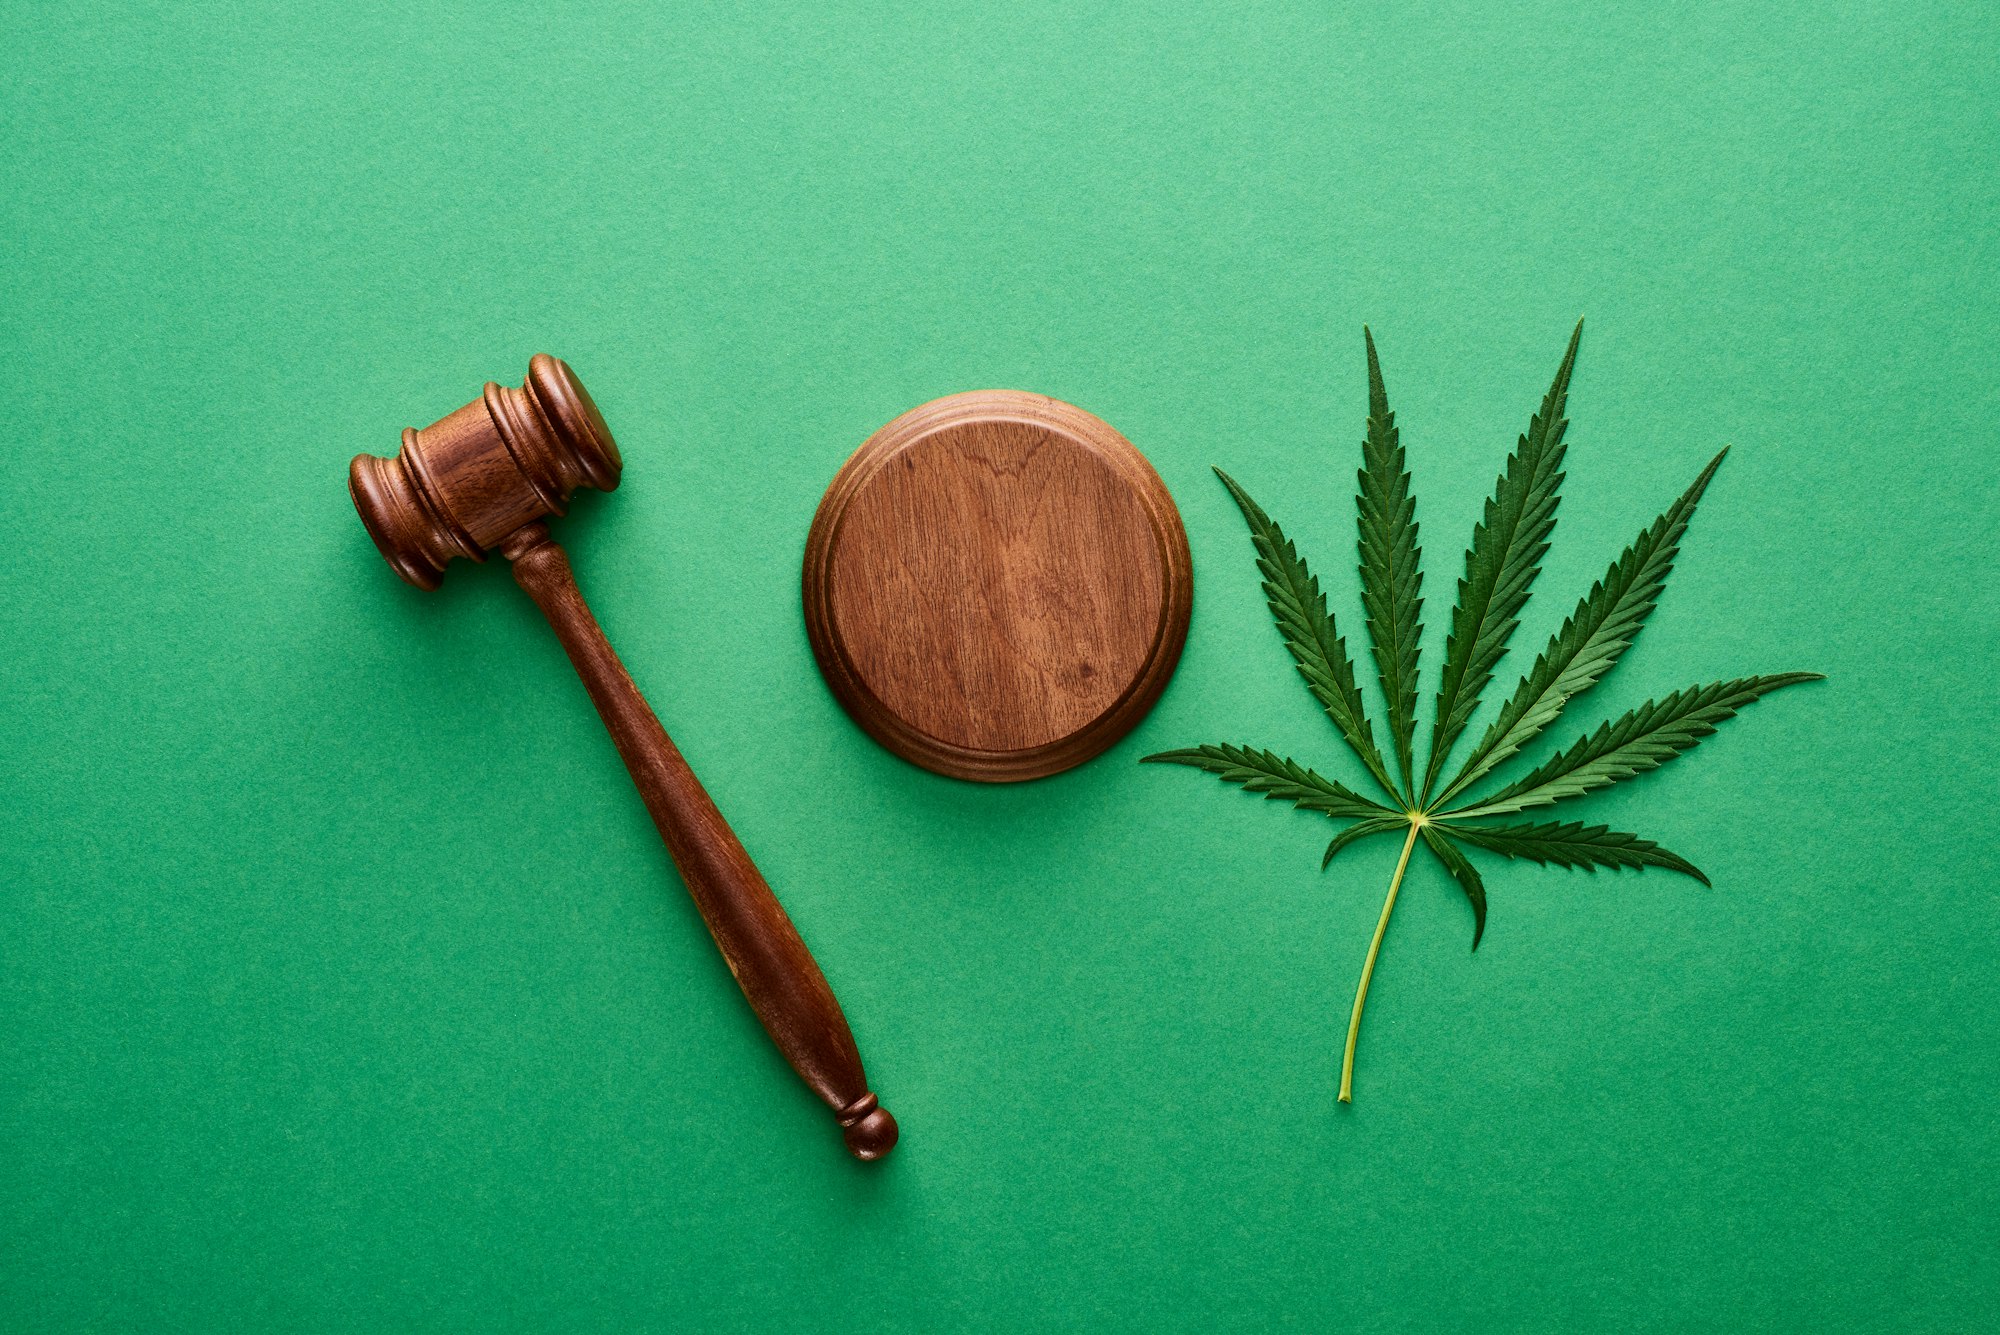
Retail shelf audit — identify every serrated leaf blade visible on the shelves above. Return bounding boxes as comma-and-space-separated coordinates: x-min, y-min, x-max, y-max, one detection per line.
1437, 819, 1710, 884
1355, 329, 1425, 799
1437, 448, 1728, 806
1420, 826, 1487, 949
1142, 744, 1395, 820
1323, 815, 1408, 869
1214, 469, 1401, 800
1448, 673, 1824, 818
1421, 321, 1582, 800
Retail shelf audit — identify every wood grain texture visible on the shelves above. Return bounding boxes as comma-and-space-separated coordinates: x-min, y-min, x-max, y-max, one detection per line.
803, 391, 1192, 782
501, 524, 896, 1160
349, 357, 895, 1159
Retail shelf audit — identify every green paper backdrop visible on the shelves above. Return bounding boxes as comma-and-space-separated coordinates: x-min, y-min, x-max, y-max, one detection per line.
5, 2, 1996, 1330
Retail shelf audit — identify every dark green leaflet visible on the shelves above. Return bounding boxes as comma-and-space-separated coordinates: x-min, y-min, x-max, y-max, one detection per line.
1419, 320, 1582, 802
1324, 815, 1409, 868
1144, 323, 1822, 1102
1214, 470, 1401, 802
1420, 826, 1487, 948
1434, 449, 1728, 808
1438, 819, 1709, 885
1355, 329, 1424, 801
1447, 674, 1824, 819
1141, 745, 1393, 821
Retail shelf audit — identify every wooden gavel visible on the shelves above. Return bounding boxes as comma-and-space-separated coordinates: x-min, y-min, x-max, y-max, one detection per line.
348, 354, 896, 1159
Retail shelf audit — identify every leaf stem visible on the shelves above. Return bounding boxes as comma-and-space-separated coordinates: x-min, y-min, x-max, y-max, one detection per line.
1339, 819, 1423, 1103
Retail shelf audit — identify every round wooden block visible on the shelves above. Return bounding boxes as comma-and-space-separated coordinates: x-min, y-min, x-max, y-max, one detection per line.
803, 391, 1193, 782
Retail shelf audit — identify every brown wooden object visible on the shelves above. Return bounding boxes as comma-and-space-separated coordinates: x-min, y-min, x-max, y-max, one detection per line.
349, 355, 896, 1160
803, 391, 1192, 782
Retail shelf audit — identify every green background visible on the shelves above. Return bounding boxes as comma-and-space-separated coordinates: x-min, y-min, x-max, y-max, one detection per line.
5, 1, 1996, 1330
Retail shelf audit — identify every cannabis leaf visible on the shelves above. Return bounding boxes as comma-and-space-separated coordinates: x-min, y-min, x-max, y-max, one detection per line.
1357, 329, 1424, 794
1144, 323, 1823, 1102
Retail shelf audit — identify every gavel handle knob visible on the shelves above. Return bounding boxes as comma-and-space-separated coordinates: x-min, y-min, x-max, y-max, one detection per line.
498, 522, 897, 1160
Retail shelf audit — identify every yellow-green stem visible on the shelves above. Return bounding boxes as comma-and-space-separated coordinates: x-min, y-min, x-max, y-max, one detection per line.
1339, 820, 1423, 1103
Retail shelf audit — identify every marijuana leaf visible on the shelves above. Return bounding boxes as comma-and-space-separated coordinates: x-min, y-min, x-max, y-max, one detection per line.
1435, 818, 1709, 884
1144, 323, 1823, 1103
1420, 321, 1579, 803
1432, 449, 1727, 808
1142, 744, 1393, 821
1356, 329, 1424, 799
1450, 674, 1821, 819
1211, 470, 1402, 801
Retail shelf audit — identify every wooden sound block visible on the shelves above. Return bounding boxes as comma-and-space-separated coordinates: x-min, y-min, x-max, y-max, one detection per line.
803, 391, 1193, 782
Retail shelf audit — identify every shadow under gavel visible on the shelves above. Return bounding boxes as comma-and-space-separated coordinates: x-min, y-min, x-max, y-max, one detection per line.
349, 355, 896, 1159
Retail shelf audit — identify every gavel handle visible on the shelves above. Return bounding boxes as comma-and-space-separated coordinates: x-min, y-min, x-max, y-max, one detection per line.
498, 522, 896, 1160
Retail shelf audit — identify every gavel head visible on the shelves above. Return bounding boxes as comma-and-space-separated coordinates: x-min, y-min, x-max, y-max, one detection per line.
350, 354, 621, 589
